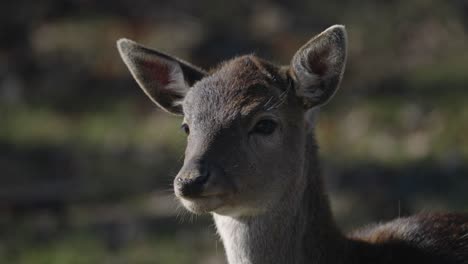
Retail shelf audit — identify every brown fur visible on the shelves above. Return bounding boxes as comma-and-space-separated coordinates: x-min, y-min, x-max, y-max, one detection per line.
117, 25, 468, 264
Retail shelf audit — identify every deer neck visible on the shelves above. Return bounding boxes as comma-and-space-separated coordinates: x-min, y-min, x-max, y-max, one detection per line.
213, 126, 349, 264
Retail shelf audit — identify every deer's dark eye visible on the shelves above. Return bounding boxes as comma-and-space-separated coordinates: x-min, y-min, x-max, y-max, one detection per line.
181, 123, 190, 135
251, 119, 277, 135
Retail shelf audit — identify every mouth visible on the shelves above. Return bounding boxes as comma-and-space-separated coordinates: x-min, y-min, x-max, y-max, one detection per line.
177, 194, 227, 214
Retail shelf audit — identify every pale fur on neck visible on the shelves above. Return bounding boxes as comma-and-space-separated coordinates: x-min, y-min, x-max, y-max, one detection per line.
213, 115, 348, 264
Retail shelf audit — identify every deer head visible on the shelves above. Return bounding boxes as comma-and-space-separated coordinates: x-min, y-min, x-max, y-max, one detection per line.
117, 25, 347, 217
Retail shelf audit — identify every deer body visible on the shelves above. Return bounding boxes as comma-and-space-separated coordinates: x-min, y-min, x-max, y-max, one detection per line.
117, 25, 468, 264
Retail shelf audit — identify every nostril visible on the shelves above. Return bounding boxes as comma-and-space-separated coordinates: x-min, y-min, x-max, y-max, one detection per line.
174, 160, 213, 197
175, 164, 210, 186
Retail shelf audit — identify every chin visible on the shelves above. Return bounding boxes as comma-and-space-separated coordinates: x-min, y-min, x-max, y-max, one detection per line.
185, 199, 267, 218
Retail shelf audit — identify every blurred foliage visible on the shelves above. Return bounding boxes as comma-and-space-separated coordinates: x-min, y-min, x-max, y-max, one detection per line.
1, 0, 468, 263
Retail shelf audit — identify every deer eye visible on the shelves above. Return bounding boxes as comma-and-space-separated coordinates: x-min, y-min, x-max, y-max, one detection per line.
251, 119, 277, 135
181, 123, 190, 135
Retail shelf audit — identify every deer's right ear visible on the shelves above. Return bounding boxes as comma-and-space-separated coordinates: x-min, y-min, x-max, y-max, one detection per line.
117, 39, 206, 115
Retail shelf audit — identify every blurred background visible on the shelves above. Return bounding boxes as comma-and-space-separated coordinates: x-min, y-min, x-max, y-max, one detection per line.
1, 0, 468, 263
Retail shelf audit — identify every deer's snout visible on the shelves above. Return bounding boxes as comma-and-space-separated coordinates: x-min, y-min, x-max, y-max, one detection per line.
174, 159, 212, 198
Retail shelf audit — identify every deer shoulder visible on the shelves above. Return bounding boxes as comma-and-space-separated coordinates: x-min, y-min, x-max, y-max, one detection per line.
349, 213, 468, 264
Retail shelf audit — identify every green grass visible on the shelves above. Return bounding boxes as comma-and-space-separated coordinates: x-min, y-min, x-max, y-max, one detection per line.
319, 96, 468, 164
0, 229, 222, 264
0, 103, 185, 151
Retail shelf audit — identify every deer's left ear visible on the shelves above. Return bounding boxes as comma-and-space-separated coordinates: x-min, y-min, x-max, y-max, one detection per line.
290, 25, 347, 109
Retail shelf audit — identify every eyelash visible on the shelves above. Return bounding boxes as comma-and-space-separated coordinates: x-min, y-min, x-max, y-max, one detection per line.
250, 119, 277, 135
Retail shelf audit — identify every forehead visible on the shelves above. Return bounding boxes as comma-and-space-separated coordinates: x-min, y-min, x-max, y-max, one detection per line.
183, 55, 288, 123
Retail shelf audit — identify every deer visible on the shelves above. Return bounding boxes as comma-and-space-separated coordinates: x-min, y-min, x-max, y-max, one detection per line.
117, 25, 468, 264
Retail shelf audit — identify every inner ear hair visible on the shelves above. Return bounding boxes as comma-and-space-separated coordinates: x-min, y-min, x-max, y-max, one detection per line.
291, 25, 347, 109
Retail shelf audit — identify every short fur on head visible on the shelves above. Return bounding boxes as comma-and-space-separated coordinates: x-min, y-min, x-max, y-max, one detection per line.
117, 25, 347, 217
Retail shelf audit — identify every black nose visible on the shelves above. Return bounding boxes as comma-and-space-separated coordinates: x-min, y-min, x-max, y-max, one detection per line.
175, 160, 210, 197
